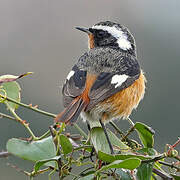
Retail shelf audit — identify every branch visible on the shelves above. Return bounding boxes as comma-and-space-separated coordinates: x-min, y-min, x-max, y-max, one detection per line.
0, 151, 10, 158
142, 153, 166, 163
0, 112, 17, 122
0, 94, 56, 118
121, 125, 135, 142
159, 161, 180, 171
152, 168, 173, 180
4, 102, 37, 140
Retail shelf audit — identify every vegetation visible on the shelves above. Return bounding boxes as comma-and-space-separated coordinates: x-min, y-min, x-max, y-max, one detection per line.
0, 73, 179, 180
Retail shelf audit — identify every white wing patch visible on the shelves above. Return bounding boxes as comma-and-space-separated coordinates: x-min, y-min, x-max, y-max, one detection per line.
111, 74, 129, 88
66, 70, 75, 80
92, 25, 132, 50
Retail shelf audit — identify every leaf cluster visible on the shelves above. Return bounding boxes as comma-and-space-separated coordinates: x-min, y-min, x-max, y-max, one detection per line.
0, 74, 179, 180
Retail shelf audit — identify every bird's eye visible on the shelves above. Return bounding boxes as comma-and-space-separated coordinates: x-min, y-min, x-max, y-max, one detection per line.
97, 30, 106, 37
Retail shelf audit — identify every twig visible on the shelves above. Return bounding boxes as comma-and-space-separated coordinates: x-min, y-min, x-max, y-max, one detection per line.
174, 156, 180, 161
0, 151, 10, 158
109, 121, 140, 148
109, 121, 124, 137
7, 162, 30, 176
30, 167, 51, 177
73, 145, 93, 151
5, 102, 37, 140
74, 124, 88, 139
152, 168, 173, 180
37, 130, 51, 140
121, 125, 135, 142
0, 112, 17, 122
167, 138, 180, 156
142, 153, 166, 163
159, 161, 180, 171
0, 94, 56, 118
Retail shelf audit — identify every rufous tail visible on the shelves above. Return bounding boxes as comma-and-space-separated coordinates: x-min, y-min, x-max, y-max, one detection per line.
55, 98, 87, 125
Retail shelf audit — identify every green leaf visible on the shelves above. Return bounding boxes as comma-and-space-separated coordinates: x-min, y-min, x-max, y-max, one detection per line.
90, 127, 129, 154
59, 134, 73, 155
34, 156, 60, 172
1, 81, 21, 110
6, 136, 56, 167
96, 158, 141, 173
137, 162, 153, 180
98, 151, 152, 163
115, 169, 132, 180
98, 151, 115, 163
0, 73, 33, 110
90, 127, 111, 154
107, 129, 129, 151
137, 148, 157, 156
134, 122, 155, 148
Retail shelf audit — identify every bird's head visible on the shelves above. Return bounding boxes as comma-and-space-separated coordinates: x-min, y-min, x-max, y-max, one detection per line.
76, 21, 136, 56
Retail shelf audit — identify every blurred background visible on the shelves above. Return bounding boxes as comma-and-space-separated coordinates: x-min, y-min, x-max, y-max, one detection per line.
0, 0, 180, 179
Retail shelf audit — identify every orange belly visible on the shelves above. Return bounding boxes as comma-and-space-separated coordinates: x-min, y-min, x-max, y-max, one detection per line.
101, 71, 146, 120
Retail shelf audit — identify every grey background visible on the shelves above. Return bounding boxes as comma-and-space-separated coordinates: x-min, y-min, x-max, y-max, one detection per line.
0, 0, 180, 179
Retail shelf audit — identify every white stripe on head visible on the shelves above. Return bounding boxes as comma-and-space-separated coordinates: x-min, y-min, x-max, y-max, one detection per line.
66, 70, 75, 80
111, 74, 129, 88
92, 25, 132, 50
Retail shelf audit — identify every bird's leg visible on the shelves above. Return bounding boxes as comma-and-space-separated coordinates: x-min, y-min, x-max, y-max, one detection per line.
85, 121, 95, 161
86, 121, 91, 131
99, 117, 114, 154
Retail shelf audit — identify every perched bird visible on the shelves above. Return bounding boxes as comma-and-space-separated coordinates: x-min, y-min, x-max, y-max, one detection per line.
55, 21, 146, 154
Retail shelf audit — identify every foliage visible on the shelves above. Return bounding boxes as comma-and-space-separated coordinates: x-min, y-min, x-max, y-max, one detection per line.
0, 73, 180, 180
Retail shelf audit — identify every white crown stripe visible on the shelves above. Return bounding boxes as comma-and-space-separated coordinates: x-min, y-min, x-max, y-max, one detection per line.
66, 70, 75, 80
92, 25, 132, 50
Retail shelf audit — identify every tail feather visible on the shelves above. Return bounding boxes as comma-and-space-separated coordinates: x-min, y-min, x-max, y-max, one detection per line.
55, 98, 87, 124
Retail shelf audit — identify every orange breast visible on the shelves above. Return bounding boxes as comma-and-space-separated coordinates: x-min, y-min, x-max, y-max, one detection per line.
101, 71, 146, 119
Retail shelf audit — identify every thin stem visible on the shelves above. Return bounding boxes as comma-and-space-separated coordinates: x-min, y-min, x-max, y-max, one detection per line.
74, 124, 88, 139
30, 167, 50, 177
0, 151, 10, 158
109, 121, 140, 149
5, 102, 37, 140
121, 125, 135, 142
73, 145, 93, 151
1, 111, 50, 141
174, 155, 180, 161
0, 112, 17, 122
159, 161, 180, 171
127, 117, 135, 126
1, 94, 56, 118
142, 153, 166, 163
167, 137, 180, 155
109, 121, 124, 137
37, 130, 51, 140
152, 168, 173, 180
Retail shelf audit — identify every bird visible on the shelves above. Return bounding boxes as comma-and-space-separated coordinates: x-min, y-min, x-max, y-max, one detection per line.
55, 21, 146, 154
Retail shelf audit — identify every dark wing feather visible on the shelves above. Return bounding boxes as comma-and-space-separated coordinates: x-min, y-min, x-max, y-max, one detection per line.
62, 65, 87, 107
